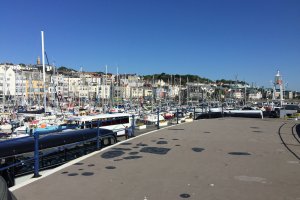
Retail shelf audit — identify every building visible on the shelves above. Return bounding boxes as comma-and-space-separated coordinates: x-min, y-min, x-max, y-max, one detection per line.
0, 65, 16, 105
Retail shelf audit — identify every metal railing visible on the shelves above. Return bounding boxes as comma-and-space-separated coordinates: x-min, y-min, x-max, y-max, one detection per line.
0, 120, 118, 187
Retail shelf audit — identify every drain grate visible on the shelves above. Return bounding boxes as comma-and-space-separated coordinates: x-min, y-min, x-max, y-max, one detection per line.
136, 143, 148, 147
112, 148, 132, 151
228, 152, 251, 155
120, 142, 132, 145
105, 166, 116, 169
179, 193, 191, 198
123, 156, 142, 160
74, 162, 84, 165
68, 173, 78, 176
157, 141, 168, 144
192, 147, 205, 152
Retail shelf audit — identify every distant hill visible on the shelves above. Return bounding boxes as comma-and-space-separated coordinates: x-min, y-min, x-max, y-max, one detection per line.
55, 67, 247, 86
57, 66, 77, 72
215, 79, 247, 85
143, 73, 212, 85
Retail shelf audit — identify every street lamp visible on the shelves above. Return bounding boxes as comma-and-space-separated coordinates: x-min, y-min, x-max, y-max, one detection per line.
201, 87, 206, 113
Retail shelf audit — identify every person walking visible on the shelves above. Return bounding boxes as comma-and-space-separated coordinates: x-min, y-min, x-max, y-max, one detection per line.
125, 126, 129, 139
129, 126, 134, 137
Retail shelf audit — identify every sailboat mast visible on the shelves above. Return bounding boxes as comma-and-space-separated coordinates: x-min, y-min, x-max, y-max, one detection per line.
179, 75, 181, 106
79, 67, 82, 107
21, 70, 24, 106
117, 66, 119, 108
105, 65, 107, 107
41, 31, 47, 113
39, 71, 42, 108
187, 76, 189, 105
3, 67, 6, 106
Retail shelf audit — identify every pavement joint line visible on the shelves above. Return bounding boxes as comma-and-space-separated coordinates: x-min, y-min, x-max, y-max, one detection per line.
10, 122, 182, 191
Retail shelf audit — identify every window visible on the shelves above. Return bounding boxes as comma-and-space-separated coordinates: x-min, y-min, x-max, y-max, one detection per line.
111, 117, 117, 125
101, 118, 108, 126
120, 117, 129, 124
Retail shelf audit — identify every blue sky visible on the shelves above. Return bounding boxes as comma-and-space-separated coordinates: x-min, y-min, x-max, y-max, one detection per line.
1, 0, 300, 90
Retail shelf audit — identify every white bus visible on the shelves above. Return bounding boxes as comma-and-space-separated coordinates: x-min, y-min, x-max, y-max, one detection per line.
65, 113, 133, 136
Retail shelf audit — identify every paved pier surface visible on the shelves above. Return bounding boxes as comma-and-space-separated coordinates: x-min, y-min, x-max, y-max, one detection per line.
12, 118, 300, 200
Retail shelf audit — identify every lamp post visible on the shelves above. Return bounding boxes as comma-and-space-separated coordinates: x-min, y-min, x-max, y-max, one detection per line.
157, 107, 160, 129
201, 87, 205, 113
176, 108, 179, 124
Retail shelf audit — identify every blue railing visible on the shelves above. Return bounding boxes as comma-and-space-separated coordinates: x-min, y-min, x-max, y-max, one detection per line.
0, 118, 122, 186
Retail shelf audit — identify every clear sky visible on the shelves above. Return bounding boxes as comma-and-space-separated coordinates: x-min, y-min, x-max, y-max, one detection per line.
1, 0, 300, 90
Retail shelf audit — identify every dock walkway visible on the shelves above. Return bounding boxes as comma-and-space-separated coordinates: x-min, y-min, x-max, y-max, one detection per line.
12, 118, 300, 200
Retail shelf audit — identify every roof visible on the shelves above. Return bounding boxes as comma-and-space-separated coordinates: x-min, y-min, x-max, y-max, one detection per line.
67, 113, 131, 122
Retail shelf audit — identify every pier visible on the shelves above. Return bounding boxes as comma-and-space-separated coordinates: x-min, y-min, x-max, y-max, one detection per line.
11, 118, 300, 200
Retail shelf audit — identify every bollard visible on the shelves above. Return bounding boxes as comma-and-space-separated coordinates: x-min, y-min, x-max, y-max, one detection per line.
132, 115, 135, 136
202, 90, 204, 113
176, 108, 179, 124
33, 131, 40, 178
97, 120, 101, 149
221, 104, 224, 117
157, 108, 160, 129
193, 107, 196, 120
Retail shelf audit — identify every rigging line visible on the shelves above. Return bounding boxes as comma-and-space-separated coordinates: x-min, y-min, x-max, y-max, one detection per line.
44, 51, 50, 66
44, 51, 64, 115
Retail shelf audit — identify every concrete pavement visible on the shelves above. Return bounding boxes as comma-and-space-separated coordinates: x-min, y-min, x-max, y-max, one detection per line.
12, 118, 300, 200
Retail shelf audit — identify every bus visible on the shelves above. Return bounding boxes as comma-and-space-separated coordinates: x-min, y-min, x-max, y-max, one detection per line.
64, 113, 133, 136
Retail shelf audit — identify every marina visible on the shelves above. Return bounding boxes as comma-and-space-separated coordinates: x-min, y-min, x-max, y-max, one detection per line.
1, 67, 299, 199
1, 1, 300, 199
1, 64, 300, 198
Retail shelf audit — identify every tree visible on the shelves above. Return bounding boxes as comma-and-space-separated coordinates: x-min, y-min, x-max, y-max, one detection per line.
143, 73, 213, 85
57, 66, 77, 72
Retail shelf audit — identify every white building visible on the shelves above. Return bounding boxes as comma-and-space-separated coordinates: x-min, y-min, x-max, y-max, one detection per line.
233, 90, 243, 99
248, 91, 262, 100
0, 65, 16, 104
